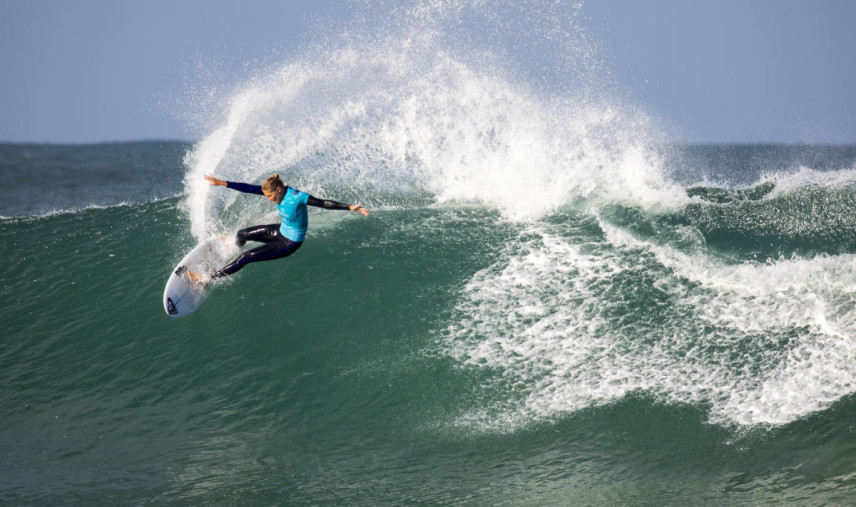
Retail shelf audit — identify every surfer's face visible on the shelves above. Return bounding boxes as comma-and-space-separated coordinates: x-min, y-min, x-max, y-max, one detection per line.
263, 186, 284, 203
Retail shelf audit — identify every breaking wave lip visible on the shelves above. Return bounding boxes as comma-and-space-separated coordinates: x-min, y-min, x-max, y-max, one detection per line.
761, 166, 856, 198
679, 160, 856, 204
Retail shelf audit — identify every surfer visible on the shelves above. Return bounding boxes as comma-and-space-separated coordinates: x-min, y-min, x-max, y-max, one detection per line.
186, 174, 369, 283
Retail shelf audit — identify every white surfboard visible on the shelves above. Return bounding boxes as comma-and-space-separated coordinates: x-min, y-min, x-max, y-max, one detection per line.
163, 235, 238, 318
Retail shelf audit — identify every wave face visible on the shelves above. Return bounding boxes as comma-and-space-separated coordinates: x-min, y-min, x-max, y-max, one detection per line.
4, 1, 856, 504
5, 144, 856, 505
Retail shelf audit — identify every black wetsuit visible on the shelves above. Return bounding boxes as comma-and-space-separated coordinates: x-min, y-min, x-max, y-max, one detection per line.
212, 181, 351, 278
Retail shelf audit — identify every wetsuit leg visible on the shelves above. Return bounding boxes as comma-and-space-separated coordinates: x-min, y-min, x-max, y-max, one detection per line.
213, 224, 302, 278
233, 224, 280, 248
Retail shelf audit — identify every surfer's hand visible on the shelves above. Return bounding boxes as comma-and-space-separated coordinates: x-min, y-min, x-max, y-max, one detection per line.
350, 203, 369, 216
204, 174, 227, 186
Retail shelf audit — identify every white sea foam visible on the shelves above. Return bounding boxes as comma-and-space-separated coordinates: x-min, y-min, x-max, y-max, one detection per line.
611, 224, 856, 426
443, 218, 856, 431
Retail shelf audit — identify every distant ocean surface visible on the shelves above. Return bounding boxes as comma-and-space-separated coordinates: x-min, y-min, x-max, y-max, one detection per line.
4, 139, 856, 505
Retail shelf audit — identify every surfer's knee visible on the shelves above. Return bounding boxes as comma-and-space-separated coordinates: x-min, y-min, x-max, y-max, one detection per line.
235, 228, 251, 247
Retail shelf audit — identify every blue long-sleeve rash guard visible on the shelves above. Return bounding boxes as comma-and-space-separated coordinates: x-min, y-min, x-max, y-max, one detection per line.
225, 181, 351, 242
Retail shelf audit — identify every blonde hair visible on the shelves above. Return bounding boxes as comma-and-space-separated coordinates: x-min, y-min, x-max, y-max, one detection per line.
262, 173, 285, 192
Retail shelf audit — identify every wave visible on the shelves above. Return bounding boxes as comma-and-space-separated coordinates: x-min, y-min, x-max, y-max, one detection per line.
428, 159, 856, 431
687, 181, 776, 204
0, 194, 183, 223
0, 141, 190, 218
440, 214, 856, 432
174, 0, 856, 433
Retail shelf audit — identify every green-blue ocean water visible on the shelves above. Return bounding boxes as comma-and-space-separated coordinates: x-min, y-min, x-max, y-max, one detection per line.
3, 142, 856, 505
4, 2, 856, 502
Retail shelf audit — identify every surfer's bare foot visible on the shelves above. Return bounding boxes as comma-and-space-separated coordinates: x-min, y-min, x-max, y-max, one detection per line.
186, 269, 210, 284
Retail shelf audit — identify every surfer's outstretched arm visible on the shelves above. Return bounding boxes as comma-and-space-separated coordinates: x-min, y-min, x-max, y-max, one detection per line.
204, 174, 263, 195
307, 195, 370, 216
206, 174, 368, 215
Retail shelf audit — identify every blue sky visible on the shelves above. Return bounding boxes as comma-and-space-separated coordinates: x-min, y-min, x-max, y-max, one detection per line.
1, 0, 854, 144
